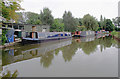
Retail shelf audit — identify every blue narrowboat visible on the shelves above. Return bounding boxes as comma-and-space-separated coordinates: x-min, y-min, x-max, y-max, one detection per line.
22, 32, 72, 44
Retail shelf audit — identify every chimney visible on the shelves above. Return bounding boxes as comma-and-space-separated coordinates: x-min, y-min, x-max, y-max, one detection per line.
32, 26, 36, 32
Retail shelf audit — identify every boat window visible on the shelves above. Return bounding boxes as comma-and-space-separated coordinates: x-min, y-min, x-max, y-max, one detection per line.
36, 32, 38, 38
29, 33, 31, 38
77, 31, 79, 34
61, 34, 63, 36
39, 33, 46, 38
65, 34, 67, 36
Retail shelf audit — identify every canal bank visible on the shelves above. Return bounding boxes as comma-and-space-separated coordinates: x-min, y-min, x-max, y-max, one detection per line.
112, 36, 120, 42
0, 38, 21, 49
111, 31, 120, 41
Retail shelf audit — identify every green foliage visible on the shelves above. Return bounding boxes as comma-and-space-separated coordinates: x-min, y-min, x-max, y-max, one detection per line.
16, 12, 42, 24
80, 39, 98, 55
2, 0, 24, 22
2, 30, 7, 45
63, 11, 77, 32
99, 15, 104, 29
16, 12, 25, 23
78, 18, 83, 26
40, 51, 54, 68
115, 27, 120, 31
82, 14, 99, 31
104, 19, 115, 31
113, 17, 120, 26
99, 16, 115, 31
61, 40, 78, 62
25, 12, 42, 24
40, 8, 54, 26
111, 31, 118, 36
111, 31, 120, 38
74, 18, 80, 26
2, 70, 18, 78
76, 26, 86, 31
51, 19, 64, 32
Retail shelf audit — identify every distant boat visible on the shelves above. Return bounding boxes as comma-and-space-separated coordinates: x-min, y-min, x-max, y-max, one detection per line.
22, 32, 72, 44
73, 31, 95, 37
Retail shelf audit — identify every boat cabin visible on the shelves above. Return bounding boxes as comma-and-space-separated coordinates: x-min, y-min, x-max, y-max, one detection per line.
75, 31, 81, 35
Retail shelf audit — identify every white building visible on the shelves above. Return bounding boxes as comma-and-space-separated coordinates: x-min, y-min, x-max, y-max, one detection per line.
119, 1, 120, 17
117, 1, 120, 28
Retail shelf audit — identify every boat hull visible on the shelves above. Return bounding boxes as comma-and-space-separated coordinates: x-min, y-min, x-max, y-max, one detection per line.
22, 37, 71, 45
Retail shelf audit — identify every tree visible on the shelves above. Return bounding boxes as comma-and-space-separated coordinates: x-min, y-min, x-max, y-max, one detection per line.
51, 19, 64, 32
16, 12, 25, 23
2, 0, 24, 22
2, 30, 7, 45
63, 11, 77, 32
100, 15, 104, 29
76, 26, 86, 31
40, 8, 54, 26
74, 18, 80, 26
78, 18, 83, 26
113, 17, 120, 27
102, 17, 106, 30
26, 12, 41, 24
82, 14, 99, 31
104, 19, 115, 31
74, 18, 83, 26
17, 12, 42, 24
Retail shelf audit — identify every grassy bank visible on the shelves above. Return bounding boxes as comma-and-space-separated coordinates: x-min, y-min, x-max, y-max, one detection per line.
111, 31, 120, 38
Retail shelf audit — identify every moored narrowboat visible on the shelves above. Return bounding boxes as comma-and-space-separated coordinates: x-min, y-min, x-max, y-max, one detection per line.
22, 32, 72, 44
73, 31, 95, 37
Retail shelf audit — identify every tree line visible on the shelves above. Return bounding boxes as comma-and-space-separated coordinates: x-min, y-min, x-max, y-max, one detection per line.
1, 0, 119, 32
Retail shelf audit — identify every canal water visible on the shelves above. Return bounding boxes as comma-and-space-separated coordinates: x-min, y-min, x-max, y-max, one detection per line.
0, 35, 119, 77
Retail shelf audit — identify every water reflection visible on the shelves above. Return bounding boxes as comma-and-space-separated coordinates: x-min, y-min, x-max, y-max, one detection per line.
2, 70, 18, 78
74, 36, 119, 54
2, 36, 119, 66
40, 51, 54, 68
61, 41, 78, 62
1, 35, 119, 77
2, 39, 72, 66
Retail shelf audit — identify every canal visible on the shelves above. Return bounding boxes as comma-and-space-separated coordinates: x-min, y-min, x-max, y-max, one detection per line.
0, 35, 119, 77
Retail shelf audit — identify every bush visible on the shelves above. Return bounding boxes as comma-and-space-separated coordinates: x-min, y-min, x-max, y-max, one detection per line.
111, 31, 120, 38
76, 26, 86, 31
2, 30, 7, 45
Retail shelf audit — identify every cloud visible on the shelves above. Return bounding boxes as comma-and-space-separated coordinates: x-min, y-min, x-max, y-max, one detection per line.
20, 0, 120, 19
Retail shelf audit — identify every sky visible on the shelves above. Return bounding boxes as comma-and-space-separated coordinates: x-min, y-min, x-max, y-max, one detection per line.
19, 0, 120, 20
